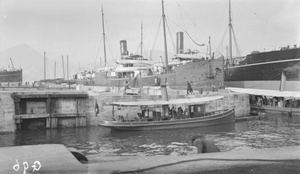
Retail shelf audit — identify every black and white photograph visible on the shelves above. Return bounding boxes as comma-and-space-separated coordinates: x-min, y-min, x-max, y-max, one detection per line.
0, 0, 299, 173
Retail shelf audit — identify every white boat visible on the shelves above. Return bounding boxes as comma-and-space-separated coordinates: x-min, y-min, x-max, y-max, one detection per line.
99, 96, 235, 131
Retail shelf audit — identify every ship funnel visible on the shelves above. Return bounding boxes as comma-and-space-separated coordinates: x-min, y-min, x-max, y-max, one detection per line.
176, 32, 184, 54
120, 40, 128, 56
294, 44, 297, 48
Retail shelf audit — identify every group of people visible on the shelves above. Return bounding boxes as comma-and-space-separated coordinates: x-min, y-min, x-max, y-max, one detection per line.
250, 95, 300, 108
168, 106, 189, 120
132, 106, 190, 122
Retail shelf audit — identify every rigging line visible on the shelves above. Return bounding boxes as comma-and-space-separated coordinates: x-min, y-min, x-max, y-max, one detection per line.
92, 33, 102, 66
231, 27, 242, 57
142, 45, 148, 57
174, 0, 186, 34
235, 1, 294, 36
165, 17, 176, 53
146, 14, 157, 54
105, 34, 117, 65
168, 17, 205, 47
216, 26, 229, 54
235, 1, 264, 20
185, 31, 205, 47
95, 35, 103, 67
173, 0, 210, 27
135, 44, 140, 55
151, 18, 162, 51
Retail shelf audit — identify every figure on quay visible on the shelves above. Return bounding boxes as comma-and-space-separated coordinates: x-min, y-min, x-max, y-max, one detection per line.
187, 81, 193, 95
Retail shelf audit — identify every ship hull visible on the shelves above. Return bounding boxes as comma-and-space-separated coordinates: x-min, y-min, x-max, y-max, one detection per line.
225, 48, 300, 91
94, 58, 224, 91
225, 80, 300, 91
0, 69, 22, 83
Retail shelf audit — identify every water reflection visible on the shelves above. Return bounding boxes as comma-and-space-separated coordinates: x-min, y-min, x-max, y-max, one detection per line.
0, 123, 236, 148
1, 113, 299, 157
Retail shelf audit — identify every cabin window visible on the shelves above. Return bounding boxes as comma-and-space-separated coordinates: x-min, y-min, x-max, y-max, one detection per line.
190, 106, 194, 112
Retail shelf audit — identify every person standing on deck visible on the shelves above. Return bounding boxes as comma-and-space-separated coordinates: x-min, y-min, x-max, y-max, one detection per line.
177, 107, 183, 119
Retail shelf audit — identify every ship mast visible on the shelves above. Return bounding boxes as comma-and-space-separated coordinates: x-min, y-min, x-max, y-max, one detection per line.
209, 36, 212, 59
44, 52, 46, 80
54, 61, 56, 79
140, 22, 143, 57
228, 0, 233, 64
67, 55, 69, 80
161, 0, 169, 72
62, 55, 65, 80
101, 5, 107, 67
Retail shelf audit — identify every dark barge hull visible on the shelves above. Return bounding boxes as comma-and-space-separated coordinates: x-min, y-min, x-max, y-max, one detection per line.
225, 48, 300, 91
0, 69, 22, 83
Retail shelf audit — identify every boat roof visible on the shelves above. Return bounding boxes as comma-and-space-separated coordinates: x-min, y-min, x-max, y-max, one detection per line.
110, 96, 223, 106
227, 87, 300, 99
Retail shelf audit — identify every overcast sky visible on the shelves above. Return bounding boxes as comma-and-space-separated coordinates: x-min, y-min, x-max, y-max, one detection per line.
1, 0, 299, 68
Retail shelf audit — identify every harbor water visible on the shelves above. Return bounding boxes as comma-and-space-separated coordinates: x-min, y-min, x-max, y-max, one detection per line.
0, 113, 300, 157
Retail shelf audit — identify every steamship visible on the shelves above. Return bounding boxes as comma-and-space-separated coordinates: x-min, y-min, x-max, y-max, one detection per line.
224, 45, 300, 91
92, 32, 224, 91
75, 1, 224, 91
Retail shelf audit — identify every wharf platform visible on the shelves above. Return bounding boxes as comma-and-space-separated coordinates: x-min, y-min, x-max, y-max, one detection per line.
0, 90, 89, 132
0, 144, 299, 173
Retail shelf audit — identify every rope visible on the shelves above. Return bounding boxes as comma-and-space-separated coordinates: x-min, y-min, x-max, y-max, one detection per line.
166, 17, 205, 47
232, 27, 243, 57
165, 17, 176, 53
151, 18, 162, 51
185, 31, 205, 47
215, 26, 229, 56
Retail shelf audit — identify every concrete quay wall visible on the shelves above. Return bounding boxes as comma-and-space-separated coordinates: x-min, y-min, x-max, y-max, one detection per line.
0, 92, 16, 132
0, 91, 88, 133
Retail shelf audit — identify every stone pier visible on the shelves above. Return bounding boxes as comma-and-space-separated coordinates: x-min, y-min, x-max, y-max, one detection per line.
0, 91, 88, 132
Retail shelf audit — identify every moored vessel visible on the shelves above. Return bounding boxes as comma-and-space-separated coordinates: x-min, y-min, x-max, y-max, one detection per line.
0, 58, 22, 85
99, 95, 235, 131
225, 46, 300, 91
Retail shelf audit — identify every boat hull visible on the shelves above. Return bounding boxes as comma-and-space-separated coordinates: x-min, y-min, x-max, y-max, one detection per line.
225, 80, 300, 91
251, 105, 300, 116
99, 109, 235, 131
225, 48, 300, 91
0, 69, 22, 83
